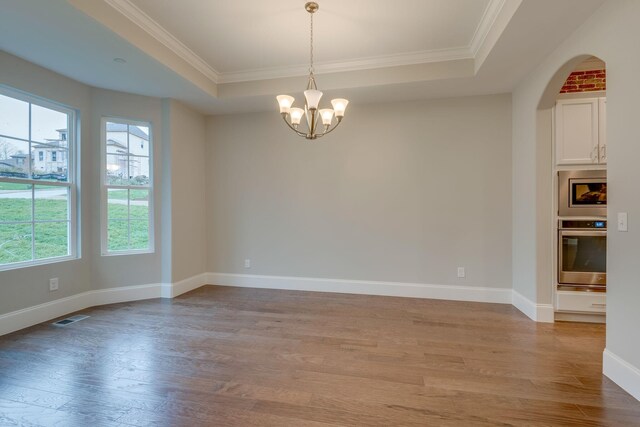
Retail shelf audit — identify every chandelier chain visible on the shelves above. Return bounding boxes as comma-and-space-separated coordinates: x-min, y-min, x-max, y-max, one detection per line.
309, 12, 314, 74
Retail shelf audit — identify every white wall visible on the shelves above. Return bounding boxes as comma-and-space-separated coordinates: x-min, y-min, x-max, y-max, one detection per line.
512, 0, 640, 397
206, 94, 512, 289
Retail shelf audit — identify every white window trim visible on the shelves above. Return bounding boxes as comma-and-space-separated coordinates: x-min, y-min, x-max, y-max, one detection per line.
100, 117, 155, 256
0, 85, 78, 272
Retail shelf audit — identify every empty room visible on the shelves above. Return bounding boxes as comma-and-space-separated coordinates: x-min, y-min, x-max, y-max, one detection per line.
1, 0, 640, 425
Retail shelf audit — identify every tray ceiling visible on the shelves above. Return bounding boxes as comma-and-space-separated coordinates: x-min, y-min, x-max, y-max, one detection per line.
0, 0, 607, 114
124, 0, 495, 81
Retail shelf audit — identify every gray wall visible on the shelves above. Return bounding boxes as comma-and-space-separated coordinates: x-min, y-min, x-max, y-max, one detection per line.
169, 100, 207, 283
512, 0, 640, 375
0, 51, 208, 315
206, 94, 512, 288
0, 51, 93, 314
89, 88, 167, 289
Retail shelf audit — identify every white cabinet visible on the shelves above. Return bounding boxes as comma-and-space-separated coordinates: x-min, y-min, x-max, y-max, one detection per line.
598, 97, 607, 163
556, 290, 606, 314
555, 97, 606, 165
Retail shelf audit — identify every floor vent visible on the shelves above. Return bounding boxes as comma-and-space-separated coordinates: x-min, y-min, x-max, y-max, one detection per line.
52, 315, 90, 326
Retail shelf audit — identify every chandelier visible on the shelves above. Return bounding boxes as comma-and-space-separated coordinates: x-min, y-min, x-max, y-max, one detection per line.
276, 2, 349, 140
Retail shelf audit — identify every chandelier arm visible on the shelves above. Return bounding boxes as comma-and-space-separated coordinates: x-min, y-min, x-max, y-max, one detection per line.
316, 119, 343, 138
281, 115, 309, 138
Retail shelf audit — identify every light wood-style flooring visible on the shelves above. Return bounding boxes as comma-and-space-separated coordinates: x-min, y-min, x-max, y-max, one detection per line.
0, 285, 639, 426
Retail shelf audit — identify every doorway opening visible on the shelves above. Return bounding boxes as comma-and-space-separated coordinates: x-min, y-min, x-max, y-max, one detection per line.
537, 55, 607, 324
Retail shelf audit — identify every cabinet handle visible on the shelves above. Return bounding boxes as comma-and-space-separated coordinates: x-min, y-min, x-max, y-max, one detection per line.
591, 303, 606, 307
600, 144, 607, 162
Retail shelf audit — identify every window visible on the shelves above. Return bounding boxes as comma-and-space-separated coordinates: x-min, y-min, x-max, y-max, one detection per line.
101, 118, 153, 254
51, 151, 57, 162
0, 86, 76, 270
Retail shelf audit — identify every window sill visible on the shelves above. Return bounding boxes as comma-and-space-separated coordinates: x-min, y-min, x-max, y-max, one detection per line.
101, 249, 155, 257
0, 255, 78, 273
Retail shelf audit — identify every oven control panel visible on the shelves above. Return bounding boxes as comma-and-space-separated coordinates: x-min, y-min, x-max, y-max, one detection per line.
559, 220, 607, 230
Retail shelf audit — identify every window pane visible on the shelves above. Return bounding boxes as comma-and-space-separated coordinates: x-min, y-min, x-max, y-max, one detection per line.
35, 185, 68, 221
128, 125, 149, 156
108, 219, 129, 251
0, 223, 32, 264
129, 219, 149, 250
31, 104, 68, 144
106, 153, 128, 185
34, 222, 68, 259
106, 121, 128, 154
129, 189, 149, 220
128, 155, 150, 186
0, 183, 32, 222
107, 189, 128, 220
0, 94, 29, 140
31, 143, 68, 182
0, 137, 30, 179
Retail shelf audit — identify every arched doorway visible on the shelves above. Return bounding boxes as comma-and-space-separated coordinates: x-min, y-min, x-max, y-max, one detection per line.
535, 54, 607, 323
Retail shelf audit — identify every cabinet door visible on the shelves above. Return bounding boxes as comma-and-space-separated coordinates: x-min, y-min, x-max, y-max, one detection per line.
598, 97, 607, 164
555, 98, 599, 165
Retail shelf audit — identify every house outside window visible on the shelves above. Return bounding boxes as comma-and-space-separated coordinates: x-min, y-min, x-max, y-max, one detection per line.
101, 118, 153, 254
0, 86, 77, 270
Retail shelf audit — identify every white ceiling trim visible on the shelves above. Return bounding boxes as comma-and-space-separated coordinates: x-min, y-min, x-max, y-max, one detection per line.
469, 0, 507, 57
218, 47, 473, 84
104, 0, 221, 84
105, 0, 507, 85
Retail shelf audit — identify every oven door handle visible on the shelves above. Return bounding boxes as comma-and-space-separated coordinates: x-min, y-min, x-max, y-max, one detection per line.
560, 230, 607, 237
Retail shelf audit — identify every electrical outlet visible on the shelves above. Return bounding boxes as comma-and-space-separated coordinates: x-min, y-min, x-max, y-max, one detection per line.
618, 212, 628, 232
457, 267, 465, 278
244, 259, 251, 268
49, 278, 59, 292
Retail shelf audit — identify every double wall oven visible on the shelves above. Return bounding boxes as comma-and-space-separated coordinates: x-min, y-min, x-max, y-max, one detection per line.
558, 170, 607, 291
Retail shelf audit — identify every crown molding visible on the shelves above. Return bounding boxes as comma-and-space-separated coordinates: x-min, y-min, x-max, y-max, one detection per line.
469, 0, 507, 57
217, 47, 473, 84
103, 0, 508, 85
103, 0, 221, 84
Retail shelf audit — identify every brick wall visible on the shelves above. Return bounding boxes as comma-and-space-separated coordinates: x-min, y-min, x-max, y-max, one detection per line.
560, 69, 606, 93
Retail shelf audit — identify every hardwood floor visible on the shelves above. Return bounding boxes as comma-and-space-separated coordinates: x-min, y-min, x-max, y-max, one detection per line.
0, 286, 639, 426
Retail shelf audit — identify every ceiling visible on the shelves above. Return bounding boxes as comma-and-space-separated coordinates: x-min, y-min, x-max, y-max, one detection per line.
0, 0, 606, 114
126, 0, 493, 79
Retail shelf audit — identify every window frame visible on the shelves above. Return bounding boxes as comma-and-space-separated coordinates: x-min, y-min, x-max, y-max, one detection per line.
100, 117, 154, 256
0, 85, 78, 271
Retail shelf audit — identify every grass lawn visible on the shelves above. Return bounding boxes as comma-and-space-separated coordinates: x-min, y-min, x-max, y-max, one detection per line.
108, 188, 149, 200
0, 182, 31, 191
1, 192, 149, 264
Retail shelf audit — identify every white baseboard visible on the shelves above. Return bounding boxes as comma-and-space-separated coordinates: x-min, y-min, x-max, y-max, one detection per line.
603, 348, 640, 402
93, 283, 165, 306
207, 272, 513, 304
511, 290, 554, 323
0, 274, 209, 336
0, 291, 94, 337
2, 271, 559, 337
166, 273, 209, 298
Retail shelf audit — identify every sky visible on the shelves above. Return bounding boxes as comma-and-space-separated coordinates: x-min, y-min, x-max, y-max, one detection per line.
0, 92, 149, 163
0, 94, 68, 141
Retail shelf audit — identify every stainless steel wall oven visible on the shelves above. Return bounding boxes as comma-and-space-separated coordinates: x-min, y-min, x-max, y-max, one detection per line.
558, 219, 606, 290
